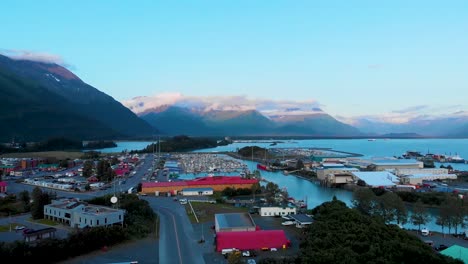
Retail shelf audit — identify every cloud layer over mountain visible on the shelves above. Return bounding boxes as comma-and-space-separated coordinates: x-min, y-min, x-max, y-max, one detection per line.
123, 93, 324, 117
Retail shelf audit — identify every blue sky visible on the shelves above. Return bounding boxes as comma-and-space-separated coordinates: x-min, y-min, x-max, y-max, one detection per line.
1, 0, 468, 117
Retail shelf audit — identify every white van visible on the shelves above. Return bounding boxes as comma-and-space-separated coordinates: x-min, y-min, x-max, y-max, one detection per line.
421, 227, 430, 236
179, 198, 188, 205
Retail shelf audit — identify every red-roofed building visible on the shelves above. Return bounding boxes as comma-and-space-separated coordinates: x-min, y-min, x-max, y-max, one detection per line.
0, 181, 7, 193
216, 230, 290, 251
142, 176, 258, 194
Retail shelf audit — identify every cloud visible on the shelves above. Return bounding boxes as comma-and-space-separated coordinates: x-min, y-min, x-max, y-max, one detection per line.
392, 105, 428, 114
0, 49, 69, 67
122, 93, 324, 116
337, 105, 468, 125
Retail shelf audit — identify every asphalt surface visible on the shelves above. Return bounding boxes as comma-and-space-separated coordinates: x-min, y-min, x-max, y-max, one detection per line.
143, 196, 206, 264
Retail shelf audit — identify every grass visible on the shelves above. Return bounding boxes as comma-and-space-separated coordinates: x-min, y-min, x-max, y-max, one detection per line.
0, 222, 23, 232
185, 201, 249, 223
0, 151, 84, 159
29, 218, 58, 226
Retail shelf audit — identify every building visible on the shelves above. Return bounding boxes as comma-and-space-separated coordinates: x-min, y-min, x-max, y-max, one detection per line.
401, 173, 457, 185
216, 230, 290, 251
259, 206, 296, 217
371, 159, 423, 171
215, 213, 256, 233
351, 171, 399, 187
440, 245, 468, 264
181, 187, 213, 196
316, 167, 359, 186
141, 176, 258, 194
290, 214, 313, 228
0, 181, 7, 193
394, 168, 449, 176
23, 227, 57, 243
44, 198, 125, 229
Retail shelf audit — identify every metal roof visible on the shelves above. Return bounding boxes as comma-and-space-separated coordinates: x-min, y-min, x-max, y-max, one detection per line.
215, 213, 256, 229
290, 214, 313, 224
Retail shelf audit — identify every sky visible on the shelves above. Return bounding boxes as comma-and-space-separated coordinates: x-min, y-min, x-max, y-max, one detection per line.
1, 0, 468, 118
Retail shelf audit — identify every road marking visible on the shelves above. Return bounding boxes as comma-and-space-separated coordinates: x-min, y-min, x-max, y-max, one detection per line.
160, 207, 183, 264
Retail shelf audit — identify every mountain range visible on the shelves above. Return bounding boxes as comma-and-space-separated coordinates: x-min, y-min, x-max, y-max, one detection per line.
0, 53, 466, 141
0, 54, 156, 142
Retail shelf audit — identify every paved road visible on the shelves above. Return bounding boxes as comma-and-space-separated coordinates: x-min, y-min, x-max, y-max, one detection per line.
143, 196, 205, 264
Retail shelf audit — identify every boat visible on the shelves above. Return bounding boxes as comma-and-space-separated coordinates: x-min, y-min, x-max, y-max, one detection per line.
448, 154, 465, 163
257, 164, 270, 171
368, 139, 376, 141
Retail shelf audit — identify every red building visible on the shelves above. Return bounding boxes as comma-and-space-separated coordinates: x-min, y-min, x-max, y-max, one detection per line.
0, 181, 7, 193
142, 176, 258, 194
216, 230, 290, 251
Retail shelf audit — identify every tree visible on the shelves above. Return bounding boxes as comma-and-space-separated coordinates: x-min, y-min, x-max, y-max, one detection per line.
300, 199, 461, 264
352, 188, 376, 215
437, 205, 450, 236
82, 161, 94, 178
296, 159, 304, 170
375, 192, 406, 224
444, 197, 466, 235
19, 190, 30, 211
30, 187, 54, 219
411, 201, 431, 231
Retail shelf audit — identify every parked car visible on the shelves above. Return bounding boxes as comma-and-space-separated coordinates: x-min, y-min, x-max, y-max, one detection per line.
14, 225, 26, 231
242, 251, 250, 257
247, 259, 256, 264
270, 248, 278, 252
282, 221, 295, 226
437, 244, 448, 251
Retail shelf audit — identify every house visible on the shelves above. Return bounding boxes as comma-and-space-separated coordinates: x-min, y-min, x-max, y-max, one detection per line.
259, 206, 296, 217
44, 198, 125, 229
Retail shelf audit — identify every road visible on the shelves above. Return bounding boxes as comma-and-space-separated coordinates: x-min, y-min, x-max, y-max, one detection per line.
143, 196, 205, 264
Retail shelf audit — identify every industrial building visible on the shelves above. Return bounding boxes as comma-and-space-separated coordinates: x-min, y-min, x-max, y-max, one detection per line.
44, 198, 125, 229
259, 206, 296, 217
316, 167, 359, 186
141, 176, 258, 195
401, 173, 457, 185
215, 213, 257, 233
216, 230, 290, 251
351, 171, 399, 187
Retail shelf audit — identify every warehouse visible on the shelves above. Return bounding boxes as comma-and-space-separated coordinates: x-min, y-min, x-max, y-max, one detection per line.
142, 176, 258, 194
216, 230, 290, 251
215, 213, 257, 233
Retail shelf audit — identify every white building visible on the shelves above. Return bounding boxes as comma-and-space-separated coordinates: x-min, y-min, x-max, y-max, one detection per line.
181, 187, 213, 196
401, 173, 457, 185
259, 206, 297, 217
44, 198, 125, 229
394, 168, 449, 176
352, 171, 399, 187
